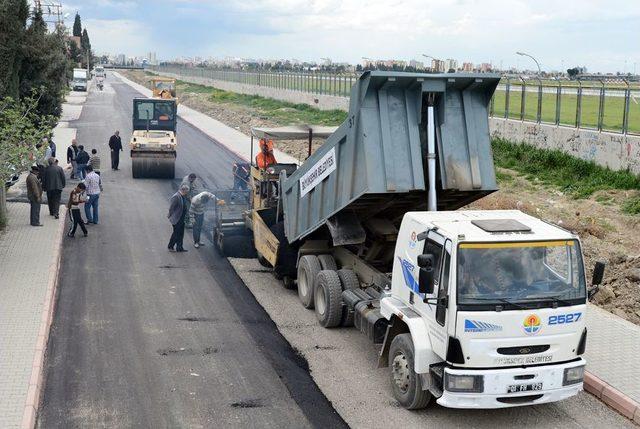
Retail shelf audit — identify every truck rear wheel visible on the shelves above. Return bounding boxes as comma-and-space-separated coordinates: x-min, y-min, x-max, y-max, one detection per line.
337, 269, 359, 327
389, 334, 431, 410
314, 270, 343, 328
318, 254, 338, 271
297, 255, 321, 309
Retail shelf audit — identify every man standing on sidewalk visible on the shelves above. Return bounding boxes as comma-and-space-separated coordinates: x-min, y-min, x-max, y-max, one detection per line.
43, 158, 65, 219
167, 185, 190, 252
108, 130, 123, 170
26, 166, 43, 226
66, 139, 79, 179
84, 165, 101, 224
190, 191, 215, 248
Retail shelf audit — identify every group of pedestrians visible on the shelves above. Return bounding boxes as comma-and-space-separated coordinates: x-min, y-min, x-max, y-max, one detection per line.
26, 138, 65, 226
167, 173, 215, 252
61, 136, 104, 236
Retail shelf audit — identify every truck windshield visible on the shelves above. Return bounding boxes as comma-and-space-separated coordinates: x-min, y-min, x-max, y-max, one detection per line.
457, 240, 586, 308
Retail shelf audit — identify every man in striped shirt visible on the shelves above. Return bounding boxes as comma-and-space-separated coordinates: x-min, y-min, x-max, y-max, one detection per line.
89, 149, 101, 174
190, 191, 215, 248
84, 165, 101, 224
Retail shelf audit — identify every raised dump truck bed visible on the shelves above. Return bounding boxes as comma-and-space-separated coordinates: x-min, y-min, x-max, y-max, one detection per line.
281, 71, 500, 244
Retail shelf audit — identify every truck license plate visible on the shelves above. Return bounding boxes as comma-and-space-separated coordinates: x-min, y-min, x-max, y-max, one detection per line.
507, 382, 543, 393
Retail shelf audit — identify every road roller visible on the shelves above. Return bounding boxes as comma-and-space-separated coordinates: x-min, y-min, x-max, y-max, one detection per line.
129, 97, 177, 179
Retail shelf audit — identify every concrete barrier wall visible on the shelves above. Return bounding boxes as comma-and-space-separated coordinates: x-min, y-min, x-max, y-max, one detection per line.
156, 71, 640, 174
489, 118, 640, 174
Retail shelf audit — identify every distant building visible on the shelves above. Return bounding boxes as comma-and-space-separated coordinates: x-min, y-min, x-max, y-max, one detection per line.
409, 60, 425, 69
116, 53, 126, 65
462, 62, 474, 72
431, 59, 445, 72
148, 52, 157, 65
479, 62, 493, 72
444, 59, 458, 72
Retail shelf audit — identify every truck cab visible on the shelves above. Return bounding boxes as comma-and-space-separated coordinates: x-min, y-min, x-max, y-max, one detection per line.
380, 209, 601, 408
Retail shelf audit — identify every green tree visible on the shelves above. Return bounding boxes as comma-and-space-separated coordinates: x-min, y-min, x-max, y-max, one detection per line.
0, 0, 29, 99
73, 12, 81, 37
0, 91, 52, 224
20, 8, 69, 123
81, 28, 92, 68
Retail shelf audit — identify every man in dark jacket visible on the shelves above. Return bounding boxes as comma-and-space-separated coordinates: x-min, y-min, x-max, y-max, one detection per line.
66, 139, 79, 179
43, 158, 66, 218
108, 130, 123, 170
75, 145, 90, 179
167, 185, 190, 252
26, 166, 43, 226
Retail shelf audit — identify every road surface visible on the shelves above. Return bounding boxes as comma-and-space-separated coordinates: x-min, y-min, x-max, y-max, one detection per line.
37, 74, 635, 428
37, 75, 346, 428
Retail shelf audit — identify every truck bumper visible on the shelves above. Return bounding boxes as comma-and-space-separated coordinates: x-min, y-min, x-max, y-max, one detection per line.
436, 359, 585, 409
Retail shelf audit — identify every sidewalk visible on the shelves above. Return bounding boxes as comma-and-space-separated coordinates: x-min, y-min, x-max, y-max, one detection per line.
585, 304, 640, 421
0, 203, 66, 428
115, 71, 640, 423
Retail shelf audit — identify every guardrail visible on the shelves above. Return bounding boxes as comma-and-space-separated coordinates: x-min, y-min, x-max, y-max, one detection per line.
148, 65, 640, 135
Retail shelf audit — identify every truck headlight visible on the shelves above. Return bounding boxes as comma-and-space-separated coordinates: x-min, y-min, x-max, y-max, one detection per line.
444, 373, 484, 393
563, 366, 584, 386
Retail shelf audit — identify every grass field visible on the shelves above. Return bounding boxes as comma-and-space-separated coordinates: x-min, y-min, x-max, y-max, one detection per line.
491, 87, 640, 133
174, 77, 348, 125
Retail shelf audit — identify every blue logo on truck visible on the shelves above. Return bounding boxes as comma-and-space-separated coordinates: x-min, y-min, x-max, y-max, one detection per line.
464, 319, 503, 333
398, 257, 419, 293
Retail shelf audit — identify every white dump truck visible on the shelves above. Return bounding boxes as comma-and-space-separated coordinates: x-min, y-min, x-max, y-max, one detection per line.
218, 71, 605, 410
72, 68, 88, 91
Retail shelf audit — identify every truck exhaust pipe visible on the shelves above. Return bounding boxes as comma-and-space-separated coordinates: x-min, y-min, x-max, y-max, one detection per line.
427, 99, 437, 212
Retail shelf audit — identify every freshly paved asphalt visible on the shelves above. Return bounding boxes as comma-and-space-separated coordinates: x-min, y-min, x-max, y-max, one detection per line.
37, 75, 346, 428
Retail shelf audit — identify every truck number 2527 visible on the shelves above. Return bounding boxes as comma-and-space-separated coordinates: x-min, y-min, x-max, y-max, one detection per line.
548, 313, 582, 325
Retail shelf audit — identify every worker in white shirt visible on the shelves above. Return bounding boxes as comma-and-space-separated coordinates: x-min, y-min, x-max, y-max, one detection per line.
190, 191, 215, 248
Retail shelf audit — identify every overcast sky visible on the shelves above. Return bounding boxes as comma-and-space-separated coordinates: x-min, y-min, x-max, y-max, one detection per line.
61, 0, 639, 73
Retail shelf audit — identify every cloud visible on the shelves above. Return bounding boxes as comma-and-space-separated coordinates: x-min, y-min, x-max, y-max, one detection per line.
65, 0, 640, 72
83, 18, 152, 55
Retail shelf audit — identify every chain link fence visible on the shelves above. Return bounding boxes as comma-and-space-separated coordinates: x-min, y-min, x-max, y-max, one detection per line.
149, 65, 639, 135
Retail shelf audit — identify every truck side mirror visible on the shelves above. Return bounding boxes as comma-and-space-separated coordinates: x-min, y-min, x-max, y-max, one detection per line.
418, 254, 435, 295
588, 261, 606, 300
592, 261, 605, 286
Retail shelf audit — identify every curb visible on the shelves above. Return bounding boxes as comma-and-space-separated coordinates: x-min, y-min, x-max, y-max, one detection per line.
20, 210, 67, 429
584, 371, 640, 424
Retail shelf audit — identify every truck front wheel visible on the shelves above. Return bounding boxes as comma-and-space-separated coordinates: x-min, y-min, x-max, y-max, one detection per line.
388, 334, 431, 410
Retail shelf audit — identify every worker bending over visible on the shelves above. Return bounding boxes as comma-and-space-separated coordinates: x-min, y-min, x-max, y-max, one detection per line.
190, 191, 215, 248
256, 139, 277, 169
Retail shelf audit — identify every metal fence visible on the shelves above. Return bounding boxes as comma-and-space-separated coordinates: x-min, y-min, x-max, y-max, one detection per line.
149, 64, 358, 98
149, 65, 640, 135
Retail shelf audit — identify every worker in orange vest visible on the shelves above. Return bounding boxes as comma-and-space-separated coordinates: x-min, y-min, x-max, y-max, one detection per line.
256, 139, 277, 169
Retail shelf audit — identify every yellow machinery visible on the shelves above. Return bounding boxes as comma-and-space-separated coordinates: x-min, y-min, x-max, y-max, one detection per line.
129, 77, 178, 178
129, 98, 177, 178
151, 77, 176, 99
